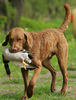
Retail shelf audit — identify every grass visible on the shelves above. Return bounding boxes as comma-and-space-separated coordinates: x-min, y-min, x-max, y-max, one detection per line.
0, 19, 76, 100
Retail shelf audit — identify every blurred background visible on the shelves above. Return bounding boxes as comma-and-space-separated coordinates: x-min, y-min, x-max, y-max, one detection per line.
0, 0, 75, 32
0, 1, 76, 100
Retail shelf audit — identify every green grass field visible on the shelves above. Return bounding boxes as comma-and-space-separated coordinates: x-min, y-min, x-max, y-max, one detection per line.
0, 20, 76, 100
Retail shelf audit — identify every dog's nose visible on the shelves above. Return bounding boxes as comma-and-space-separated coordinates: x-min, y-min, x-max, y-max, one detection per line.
9, 48, 18, 53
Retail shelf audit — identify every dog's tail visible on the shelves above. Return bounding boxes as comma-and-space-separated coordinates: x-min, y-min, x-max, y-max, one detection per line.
58, 4, 71, 32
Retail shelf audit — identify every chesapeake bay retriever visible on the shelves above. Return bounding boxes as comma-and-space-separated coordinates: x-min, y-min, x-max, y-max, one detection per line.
2, 4, 71, 99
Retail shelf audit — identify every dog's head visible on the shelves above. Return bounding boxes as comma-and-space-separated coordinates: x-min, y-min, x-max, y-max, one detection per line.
2, 27, 33, 53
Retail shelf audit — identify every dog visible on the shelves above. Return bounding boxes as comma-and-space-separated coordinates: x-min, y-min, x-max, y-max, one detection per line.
2, 4, 71, 99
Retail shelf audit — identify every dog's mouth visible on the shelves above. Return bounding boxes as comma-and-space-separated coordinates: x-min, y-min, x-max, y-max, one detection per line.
9, 48, 23, 53
8, 48, 33, 60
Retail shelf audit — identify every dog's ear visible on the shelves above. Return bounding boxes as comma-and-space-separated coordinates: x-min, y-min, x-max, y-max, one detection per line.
24, 32, 33, 48
2, 34, 9, 46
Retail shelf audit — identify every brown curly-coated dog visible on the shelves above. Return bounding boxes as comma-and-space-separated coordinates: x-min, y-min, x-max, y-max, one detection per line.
2, 4, 71, 99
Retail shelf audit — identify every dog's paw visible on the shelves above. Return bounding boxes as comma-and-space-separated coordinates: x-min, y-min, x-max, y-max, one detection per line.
22, 95, 27, 100
51, 88, 56, 92
27, 85, 34, 98
61, 89, 66, 94
51, 84, 56, 92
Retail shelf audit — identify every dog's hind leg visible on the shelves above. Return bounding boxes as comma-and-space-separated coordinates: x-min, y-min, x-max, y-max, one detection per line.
57, 46, 68, 94
42, 58, 56, 92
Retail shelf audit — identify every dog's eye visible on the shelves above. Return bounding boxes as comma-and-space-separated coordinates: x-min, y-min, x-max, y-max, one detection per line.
17, 38, 22, 41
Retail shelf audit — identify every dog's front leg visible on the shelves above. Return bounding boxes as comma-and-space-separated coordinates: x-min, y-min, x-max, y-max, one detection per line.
21, 68, 29, 99
27, 59, 42, 98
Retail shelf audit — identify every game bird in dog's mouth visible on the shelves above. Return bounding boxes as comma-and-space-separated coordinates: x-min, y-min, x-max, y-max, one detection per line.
3, 47, 33, 69
2, 4, 71, 100
2, 47, 36, 80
